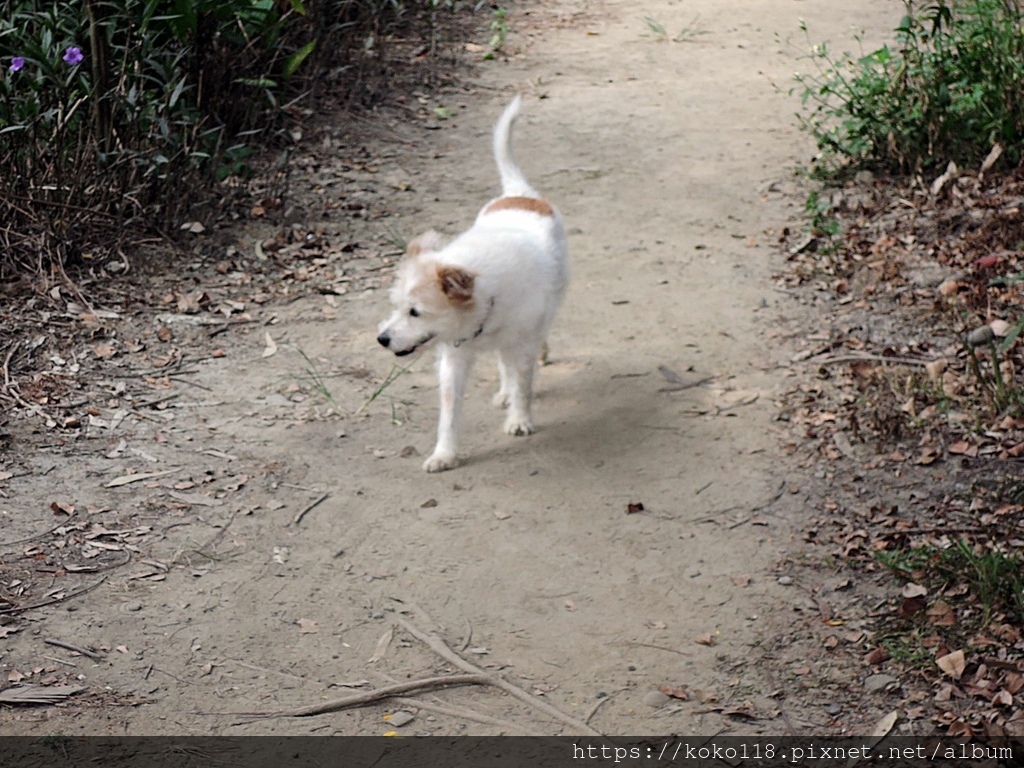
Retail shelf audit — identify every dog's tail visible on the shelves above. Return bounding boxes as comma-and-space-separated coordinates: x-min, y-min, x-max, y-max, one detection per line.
493, 95, 537, 198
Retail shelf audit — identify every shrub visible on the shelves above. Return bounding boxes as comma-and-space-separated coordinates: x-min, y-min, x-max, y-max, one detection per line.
795, 0, 1024, 174
0, 0, 410, 279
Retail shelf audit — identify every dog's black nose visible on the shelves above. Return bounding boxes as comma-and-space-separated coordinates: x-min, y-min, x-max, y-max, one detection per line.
377, 333, 390, 348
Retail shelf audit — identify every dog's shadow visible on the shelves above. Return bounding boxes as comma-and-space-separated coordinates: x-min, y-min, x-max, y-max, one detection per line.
467, 361, 704, 468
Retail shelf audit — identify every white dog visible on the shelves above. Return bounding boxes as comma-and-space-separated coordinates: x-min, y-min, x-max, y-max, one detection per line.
376, 95, 568, 472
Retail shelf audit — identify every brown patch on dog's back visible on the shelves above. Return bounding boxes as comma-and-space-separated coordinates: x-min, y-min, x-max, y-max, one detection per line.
436, 265, 476, 305
482, 196, 554, 217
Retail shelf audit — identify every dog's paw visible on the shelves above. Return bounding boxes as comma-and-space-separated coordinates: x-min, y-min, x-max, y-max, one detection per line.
504, 415, 534, 436
539, 341, 550, 366
492, 391, 510, 409
423, 452, 460, 473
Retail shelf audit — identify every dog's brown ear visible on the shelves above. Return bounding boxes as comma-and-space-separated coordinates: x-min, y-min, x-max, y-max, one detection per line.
406, 230, 447, 258
436, 265, 475, 305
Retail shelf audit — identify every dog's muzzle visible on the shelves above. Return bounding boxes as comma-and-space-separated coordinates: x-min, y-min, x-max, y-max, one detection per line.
377, 331, 432, 357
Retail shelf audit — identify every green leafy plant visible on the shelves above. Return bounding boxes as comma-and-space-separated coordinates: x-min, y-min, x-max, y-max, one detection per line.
963, 317, 1024, 416
804, 189, 841, 239
879, 539, 1024, 627
483, 6, 508, 59
643, 14, 707, 43
794, 0, 1024, 174
357, 362, 411, 424
294, 346, 343, 415
0, 0, 409, 281
643, 14, 669, 40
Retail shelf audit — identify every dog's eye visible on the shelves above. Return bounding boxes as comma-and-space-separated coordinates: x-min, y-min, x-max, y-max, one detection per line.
409, 308, 420, 318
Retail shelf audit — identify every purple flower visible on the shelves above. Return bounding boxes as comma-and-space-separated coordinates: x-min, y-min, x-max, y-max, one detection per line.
62, 46, 83, 66
8, 56, 25, 73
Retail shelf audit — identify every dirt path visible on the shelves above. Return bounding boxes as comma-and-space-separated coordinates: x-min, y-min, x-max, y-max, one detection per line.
1, 0, 896, 735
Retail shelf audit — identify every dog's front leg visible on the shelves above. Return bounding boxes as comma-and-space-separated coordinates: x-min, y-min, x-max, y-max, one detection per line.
424, 345, 474, 472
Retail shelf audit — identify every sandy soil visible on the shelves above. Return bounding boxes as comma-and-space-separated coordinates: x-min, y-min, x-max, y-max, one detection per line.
0, 0, 897, 735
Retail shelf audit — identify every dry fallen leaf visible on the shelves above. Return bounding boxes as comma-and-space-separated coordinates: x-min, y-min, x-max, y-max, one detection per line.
992, 689, 1013, 708
49, 501, 74, 516
367, 627, 393, 663
262, 332, 278, 358
937, 649, 966, 680
905, 581, 929, 602
927, 601, 956, 627
870, 709, 899, 738
658, 683, 690, 700
865, 646, 890, 665
948, 440, 975, 456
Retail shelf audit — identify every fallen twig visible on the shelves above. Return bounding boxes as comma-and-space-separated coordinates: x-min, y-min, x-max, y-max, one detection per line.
231, 674, 491, 721
658, 366, 715, 392
0, 685, 87, 705
0, 522, 70, 551
105, 468, 179, 488
0, 575, 109, 616
395, 616, 603, 736
808, 353, 932, 368
619, 640, 690, 657
292, 492, 330, 526
392, 696, 531, 734
584, 691, 618, 726
135, 393, 180, 409
43, 637, 105, 661
751, 480, 787, 513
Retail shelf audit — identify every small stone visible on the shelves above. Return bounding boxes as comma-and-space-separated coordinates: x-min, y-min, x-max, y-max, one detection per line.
777, 576, 793, 586
126, 602, 143, 612
864, 673, 899, 693
643, 690, 671, 708
388, 710, 415, 727
825, 703, 843, 716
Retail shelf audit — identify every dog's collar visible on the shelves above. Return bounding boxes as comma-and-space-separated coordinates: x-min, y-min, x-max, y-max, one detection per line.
453, 298, 496, 348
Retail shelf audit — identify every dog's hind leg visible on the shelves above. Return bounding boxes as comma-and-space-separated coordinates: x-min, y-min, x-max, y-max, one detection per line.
424, 345, 474, 472
498, 347, 538, 437
492, 355, 511, 408
539, 341, 550, 366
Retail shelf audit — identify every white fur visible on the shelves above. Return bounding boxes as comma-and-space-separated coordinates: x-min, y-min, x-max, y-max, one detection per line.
376, 96, 568, 472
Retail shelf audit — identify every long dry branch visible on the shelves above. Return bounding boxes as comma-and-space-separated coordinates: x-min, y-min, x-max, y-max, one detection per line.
233, 674, 490, 720
394, 616, 603, 736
